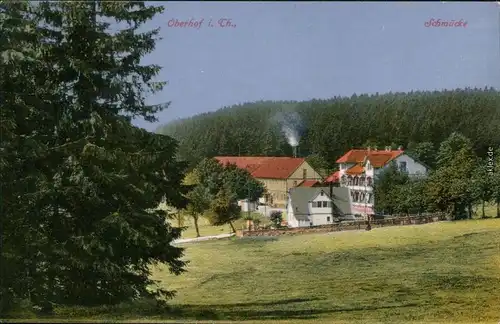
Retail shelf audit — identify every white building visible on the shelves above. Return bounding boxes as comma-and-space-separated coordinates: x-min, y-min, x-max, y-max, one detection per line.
238, 199, 258, 212
325, 147, 428, 218
286, 187, 352, 228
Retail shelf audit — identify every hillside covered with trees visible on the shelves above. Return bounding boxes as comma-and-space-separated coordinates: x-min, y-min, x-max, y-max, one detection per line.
156, 89, 500, 173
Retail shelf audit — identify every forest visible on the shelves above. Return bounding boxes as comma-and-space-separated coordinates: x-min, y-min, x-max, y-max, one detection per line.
157, 90, 500, 222
157, 89, 500, 175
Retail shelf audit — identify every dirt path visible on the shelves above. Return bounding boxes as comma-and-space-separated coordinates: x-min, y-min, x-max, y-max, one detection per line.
173, 233, 235, 244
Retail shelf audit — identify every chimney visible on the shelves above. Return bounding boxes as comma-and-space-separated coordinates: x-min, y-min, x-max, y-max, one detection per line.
385, 146, 390, 151
398, 145, 403, 150
292, 146, 297, 158
367, 146, 371, 152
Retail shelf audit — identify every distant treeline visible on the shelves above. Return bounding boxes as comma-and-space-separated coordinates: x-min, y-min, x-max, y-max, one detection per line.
156, 88, 500, 171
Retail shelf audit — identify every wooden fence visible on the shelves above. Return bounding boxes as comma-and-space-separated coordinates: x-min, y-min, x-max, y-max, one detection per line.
236, 213, 447, 237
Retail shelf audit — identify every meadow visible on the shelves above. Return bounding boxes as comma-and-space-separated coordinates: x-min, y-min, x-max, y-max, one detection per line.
28, 216, 500, 324
176, 211, 273, 239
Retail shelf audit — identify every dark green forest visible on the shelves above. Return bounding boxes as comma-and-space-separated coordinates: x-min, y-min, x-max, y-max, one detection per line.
157, 88, 500, 172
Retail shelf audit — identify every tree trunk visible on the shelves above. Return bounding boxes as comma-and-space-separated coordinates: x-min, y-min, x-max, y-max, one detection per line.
177, 211, 182, 227
193, 215, 200, 237
452, 203, 459, 220
467, 202, 472, 219
482, 200, 486, 218
228, 221, 236, 233
497, 198, 500, 218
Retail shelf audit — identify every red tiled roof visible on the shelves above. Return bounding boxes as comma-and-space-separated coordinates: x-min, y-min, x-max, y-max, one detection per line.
214, 156, 306, 179
345, 163, 364, 175
336, 149, 403, 168
325, 171, 340, 183
214, 157, 267, 173
298, 180, 319, 187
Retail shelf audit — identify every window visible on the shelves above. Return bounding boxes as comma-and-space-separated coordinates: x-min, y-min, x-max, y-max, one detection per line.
327, 217, 331, 222
320, 191, 324, 196
367, 163, 372, 170
302, 169, 307, 179
293, 180, 297, 186
312, 201, 330, 208
312, 201, 331, 208
399, 161, 408, 172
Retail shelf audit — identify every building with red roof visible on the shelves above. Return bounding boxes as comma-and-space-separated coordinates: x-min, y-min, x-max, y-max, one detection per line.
215, 156, 323, 207
324, 146, 428, 218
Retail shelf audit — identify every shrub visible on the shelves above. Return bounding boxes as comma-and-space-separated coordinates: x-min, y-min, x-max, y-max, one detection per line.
270, 211, 283, 228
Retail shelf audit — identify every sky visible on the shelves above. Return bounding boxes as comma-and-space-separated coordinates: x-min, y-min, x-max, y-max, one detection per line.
133, 1, 499, 131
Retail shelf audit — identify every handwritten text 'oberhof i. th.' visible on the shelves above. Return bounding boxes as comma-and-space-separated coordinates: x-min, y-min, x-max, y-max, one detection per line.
167, 18, 236, 29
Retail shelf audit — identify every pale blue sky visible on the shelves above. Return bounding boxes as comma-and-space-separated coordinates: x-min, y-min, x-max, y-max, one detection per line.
134, 1, 499, 131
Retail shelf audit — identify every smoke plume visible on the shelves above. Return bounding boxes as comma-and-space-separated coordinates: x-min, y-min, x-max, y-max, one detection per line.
273, 111, 303, 147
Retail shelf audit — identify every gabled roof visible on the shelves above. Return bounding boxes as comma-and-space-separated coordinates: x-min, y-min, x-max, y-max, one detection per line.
336, 149, 403, 168
215, 156, 307, 179
288, 186, 352, 217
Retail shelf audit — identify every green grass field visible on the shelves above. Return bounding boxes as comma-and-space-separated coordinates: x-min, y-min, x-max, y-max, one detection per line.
176, 212, 272, 238
476, 203, 497, 219
157, 203, 277, 239
30, 217, 500, 324
6, 203, 500, 323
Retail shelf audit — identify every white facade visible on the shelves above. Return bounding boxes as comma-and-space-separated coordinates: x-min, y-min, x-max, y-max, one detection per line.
338, 161, 374, 217
338, 151, 428, 217
287, 191, 341, 227
287, 198, 303, 227
286, 204, 308, 227
238, 199, 257, 212
392, 154, 427, 176
309, 192, 337, 226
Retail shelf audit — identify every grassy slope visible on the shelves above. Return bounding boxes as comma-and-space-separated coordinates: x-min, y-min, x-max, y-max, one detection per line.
477, 203, 497, 218
158, 201, 276, 239
179, 216, 231, 238
149, 219, 500, 323
12, 216, 500, 323
178, 212, 271, 239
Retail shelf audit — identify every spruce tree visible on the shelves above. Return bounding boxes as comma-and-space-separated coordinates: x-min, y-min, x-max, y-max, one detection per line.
1, 1, 189, 312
